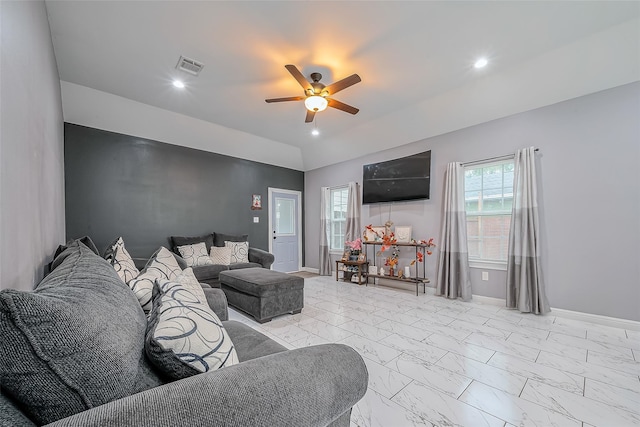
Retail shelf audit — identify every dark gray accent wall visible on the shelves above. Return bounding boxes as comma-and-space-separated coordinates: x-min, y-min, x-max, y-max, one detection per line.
64, 123, 303, 258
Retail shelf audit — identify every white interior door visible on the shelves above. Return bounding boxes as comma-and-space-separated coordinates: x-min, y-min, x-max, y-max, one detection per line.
269, 188, 301, 273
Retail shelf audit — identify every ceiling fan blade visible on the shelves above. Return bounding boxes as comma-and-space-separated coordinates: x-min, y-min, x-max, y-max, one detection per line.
285, 64, 312, 92
305, 110, 316, 123
325, 74, 361, 95
265, 96, 305, 103
327, 98, 359, 115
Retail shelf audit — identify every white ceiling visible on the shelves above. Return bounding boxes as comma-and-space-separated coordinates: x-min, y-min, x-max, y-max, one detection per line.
45, 1, 640, 170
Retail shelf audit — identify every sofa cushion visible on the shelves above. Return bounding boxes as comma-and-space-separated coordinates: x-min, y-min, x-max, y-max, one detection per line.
213, 232, 248, 247
146, 279, 238, 380
192, 264, 229, 282
46, 235, 99, 275
103, 236, 140, 283
0, 240, 163, 425
225, 241, 249, 263
229, 262, 263, 270
171, 234, 214, 253
177, 242, 214, 267
222, 320, 287, 362
210, 246, 232, 265
128, 247, 182, 315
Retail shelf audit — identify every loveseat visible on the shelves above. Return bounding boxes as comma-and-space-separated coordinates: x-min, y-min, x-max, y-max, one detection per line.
0, 239, 368, 426
170, 232, 274, 287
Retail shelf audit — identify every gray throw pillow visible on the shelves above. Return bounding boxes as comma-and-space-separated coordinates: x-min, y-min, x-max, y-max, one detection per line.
47, 235, 99, 275
0, 240, 163, 425
146, 278, 238, 381
213, 232, 249, 247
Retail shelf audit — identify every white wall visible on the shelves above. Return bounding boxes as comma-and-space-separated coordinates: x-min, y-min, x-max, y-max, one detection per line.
305, 82, 640, 321
302, 18, 640, 170
0, 1, 65, 290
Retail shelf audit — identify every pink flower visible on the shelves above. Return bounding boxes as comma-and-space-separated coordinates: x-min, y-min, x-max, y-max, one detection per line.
345, 238, 362, 251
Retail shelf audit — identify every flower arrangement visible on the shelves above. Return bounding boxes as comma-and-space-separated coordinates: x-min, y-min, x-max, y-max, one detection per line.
410, 238, 436, 265
364, 224, 436, 268
345, 237, 362, 252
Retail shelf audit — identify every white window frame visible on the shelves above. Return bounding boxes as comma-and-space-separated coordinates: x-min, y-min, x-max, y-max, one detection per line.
464, 160, 514, 271
329, 186, 349, 253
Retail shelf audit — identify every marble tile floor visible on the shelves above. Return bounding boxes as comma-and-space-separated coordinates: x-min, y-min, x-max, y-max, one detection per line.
226, 276, 640, 427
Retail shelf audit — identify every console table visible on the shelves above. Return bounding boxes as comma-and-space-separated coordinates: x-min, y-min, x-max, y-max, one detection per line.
335, 260, 369, 285
362, 241, 430, 295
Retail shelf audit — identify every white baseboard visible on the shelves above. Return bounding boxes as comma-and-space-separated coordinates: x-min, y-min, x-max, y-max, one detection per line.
549, 307, 640, 331
320, 274, 640, 331
471, 294, 640, 331
301, 267, 319, 274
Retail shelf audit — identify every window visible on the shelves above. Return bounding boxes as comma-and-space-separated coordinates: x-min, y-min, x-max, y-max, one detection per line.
329, 186, 349, 251
464, 160, 514, 267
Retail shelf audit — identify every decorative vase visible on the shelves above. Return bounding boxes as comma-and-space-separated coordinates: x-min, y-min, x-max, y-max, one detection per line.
379, 267, 385, 276
389, 267, 395, 277
404, 266, 411, 278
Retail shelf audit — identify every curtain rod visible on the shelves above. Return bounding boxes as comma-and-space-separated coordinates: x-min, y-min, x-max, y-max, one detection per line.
461, 148, 539, 167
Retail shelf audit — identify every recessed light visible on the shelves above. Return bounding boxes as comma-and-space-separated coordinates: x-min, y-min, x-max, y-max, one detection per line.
172, 80, 185, 88
311, 129, 320, 136
474, 58, 488, 69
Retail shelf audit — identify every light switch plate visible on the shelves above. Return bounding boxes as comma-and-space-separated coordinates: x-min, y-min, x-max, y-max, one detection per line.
253, 217, 259, 223
481, 271, 489, 281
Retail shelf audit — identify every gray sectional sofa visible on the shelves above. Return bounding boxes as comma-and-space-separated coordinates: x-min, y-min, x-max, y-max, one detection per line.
0, 239, 368, 427
170, 232, 274, 287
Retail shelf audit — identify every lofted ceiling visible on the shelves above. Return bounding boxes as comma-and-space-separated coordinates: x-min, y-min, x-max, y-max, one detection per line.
45, 1, 640, 170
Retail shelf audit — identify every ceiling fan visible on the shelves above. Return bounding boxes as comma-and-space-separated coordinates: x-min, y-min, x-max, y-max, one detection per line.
265, 64, 361, 123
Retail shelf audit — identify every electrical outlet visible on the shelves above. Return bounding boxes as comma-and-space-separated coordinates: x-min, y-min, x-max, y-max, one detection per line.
482, 271, 489, 281
253, 217, 259, 223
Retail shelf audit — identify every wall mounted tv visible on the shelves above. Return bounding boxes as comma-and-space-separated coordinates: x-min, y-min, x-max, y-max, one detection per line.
362, 150, 431, 204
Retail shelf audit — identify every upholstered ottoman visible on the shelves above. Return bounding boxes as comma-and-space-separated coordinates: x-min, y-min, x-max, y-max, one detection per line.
219, 268, 304, 323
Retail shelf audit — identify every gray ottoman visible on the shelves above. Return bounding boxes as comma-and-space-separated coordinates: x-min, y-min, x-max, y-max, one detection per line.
219, 268, 304, 323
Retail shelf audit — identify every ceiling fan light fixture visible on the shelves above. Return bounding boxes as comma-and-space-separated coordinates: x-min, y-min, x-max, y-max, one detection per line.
305, 95, 328, 112
474, 58, 488, 69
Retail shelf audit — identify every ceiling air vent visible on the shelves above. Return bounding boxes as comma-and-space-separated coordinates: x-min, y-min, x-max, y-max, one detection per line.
176, 56, 204, 76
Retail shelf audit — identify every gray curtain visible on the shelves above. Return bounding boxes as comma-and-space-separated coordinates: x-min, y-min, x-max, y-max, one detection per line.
319, 187, 332, 275
344, 182, 361, 242
506, 147, 550, 314
436, 162, 472, 301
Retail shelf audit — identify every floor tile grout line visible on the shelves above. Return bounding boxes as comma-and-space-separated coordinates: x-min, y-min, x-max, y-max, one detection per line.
518, 379, 586, 424
456, 377, 475, 400
287, 277, 640, 426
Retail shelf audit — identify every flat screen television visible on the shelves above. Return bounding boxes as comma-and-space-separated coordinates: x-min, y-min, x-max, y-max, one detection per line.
362, 150, 431, 204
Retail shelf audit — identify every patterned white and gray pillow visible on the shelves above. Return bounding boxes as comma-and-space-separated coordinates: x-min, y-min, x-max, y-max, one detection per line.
209, 246, 232, 266
128, 247, 182, 315
225, 241, 249, 264
177, 242, 214, 267
104, 237, 139, 284
173, 267, 207, 305
145, 278, 239, 380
